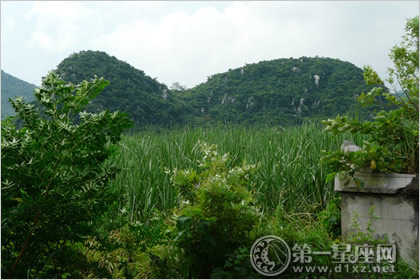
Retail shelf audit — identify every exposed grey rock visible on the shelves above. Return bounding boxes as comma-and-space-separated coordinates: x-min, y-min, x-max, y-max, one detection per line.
246, 96, 255, 109
341, 140, 361, 153
313, 74, 320, 87
162, 89, 168, 99
221, 94, 227, 104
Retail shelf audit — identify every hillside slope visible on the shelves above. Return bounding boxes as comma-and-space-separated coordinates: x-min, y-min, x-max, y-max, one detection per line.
56, 50, 184, 127
180, 57, 376, 125
54, 52, 380, 127
1, 71, 37, 119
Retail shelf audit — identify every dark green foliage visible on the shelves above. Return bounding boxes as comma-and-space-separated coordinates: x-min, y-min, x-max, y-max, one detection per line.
251, 205, 336, 278
55, 50, 185, 127
1, 70, 37, 119
79, 223, 162, 278
210, 246, 261, 279
322, 17, 419, 175
318, 195, 341, 238
2, 17, 417, 279
54, 51, 381, 128
181, 56, 380, 126
168, 142, 261, 278
251, 204, 418, 279
1, 72, 132, 278
70, 209, 186, 278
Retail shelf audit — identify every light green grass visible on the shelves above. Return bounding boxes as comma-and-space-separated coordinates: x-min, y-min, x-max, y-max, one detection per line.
109, 122, 362, 222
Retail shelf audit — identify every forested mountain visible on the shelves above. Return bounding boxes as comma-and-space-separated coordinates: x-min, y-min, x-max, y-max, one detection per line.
1, 71, 37, 119
180, 57, 377, 126
6, 51, 381, 126
56, 50, 185, 127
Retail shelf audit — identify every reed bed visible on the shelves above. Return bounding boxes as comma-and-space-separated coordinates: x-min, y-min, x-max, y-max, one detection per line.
109, 122, 362, 222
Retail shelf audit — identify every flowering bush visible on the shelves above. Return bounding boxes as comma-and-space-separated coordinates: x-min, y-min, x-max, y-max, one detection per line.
168, 141, 261, 277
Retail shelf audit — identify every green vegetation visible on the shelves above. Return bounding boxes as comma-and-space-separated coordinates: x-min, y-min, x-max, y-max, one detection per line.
181, 56, 381, 126
110, 123, 355, 219
1, 72, 132, 278
2, 121, 417, 278
53, 51, 382, 128
323, 16, 419, 175
4, 52, 385, 127
168, 142, 260, 278
55, 50, 185, 127
1, 70, 37, 119
75, 126, 415, 278
1, 16, 418, 279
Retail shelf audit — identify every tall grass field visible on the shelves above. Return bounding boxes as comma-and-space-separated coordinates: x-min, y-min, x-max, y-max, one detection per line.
109, 122, 362, 223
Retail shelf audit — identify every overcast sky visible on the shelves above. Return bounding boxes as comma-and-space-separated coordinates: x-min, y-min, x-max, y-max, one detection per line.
1, 1, 418, 88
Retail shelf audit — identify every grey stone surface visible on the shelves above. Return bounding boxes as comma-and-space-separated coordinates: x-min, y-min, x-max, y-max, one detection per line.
335, 171, 416, 194
336, 172, 419, 266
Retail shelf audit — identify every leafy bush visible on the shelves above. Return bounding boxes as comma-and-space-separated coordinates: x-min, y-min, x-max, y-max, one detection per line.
250, 203, 418, 279
251, 205, 335, 278
210, 246, 261, 279
168, 141, 261, 278
71, 208, 187, 279
1, 72, 132, 278
317, 195, 341, 238
79, 225, 155, 278
322, 16, 419, 175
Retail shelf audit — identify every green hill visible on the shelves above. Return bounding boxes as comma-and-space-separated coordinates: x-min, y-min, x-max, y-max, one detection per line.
50, 51, 381, 127
1, 71, 37, 119
55, 50, 184, 127
181, 56, 377, 126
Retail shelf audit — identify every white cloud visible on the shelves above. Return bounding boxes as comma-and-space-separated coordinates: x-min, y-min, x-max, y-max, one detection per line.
89, 2, 334, 87
30, 31, 54, 51
26, 1, 93, 52
1, 1, 418, 88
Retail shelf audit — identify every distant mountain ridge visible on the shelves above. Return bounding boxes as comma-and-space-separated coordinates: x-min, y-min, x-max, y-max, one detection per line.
3, 51, 379, 126
1, 70, 37, 119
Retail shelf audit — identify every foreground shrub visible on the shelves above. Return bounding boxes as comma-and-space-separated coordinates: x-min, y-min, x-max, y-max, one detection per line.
76, 209, 186, 279
251, 204, 418, 279
167, 141, 261, 278
322, 16, 419, 176
79, 225, 154, 278
1, 72, 132, 278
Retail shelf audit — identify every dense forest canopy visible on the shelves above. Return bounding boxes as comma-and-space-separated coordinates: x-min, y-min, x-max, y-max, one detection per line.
3, 51, 382, 126
1, 70, 37, 119
180, 56, 378, 126
55, 50, 185, 127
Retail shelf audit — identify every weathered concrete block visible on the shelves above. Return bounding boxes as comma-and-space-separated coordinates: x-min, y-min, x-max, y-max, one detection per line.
335, 171, 419, 266
335, 171, 416, 194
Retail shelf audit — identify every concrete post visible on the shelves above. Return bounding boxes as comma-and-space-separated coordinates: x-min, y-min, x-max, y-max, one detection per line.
335, 171, 418, 266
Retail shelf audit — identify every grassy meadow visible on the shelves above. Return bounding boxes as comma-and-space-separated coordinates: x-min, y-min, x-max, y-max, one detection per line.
110, 122, 361, 223
4, 116, 418, 278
